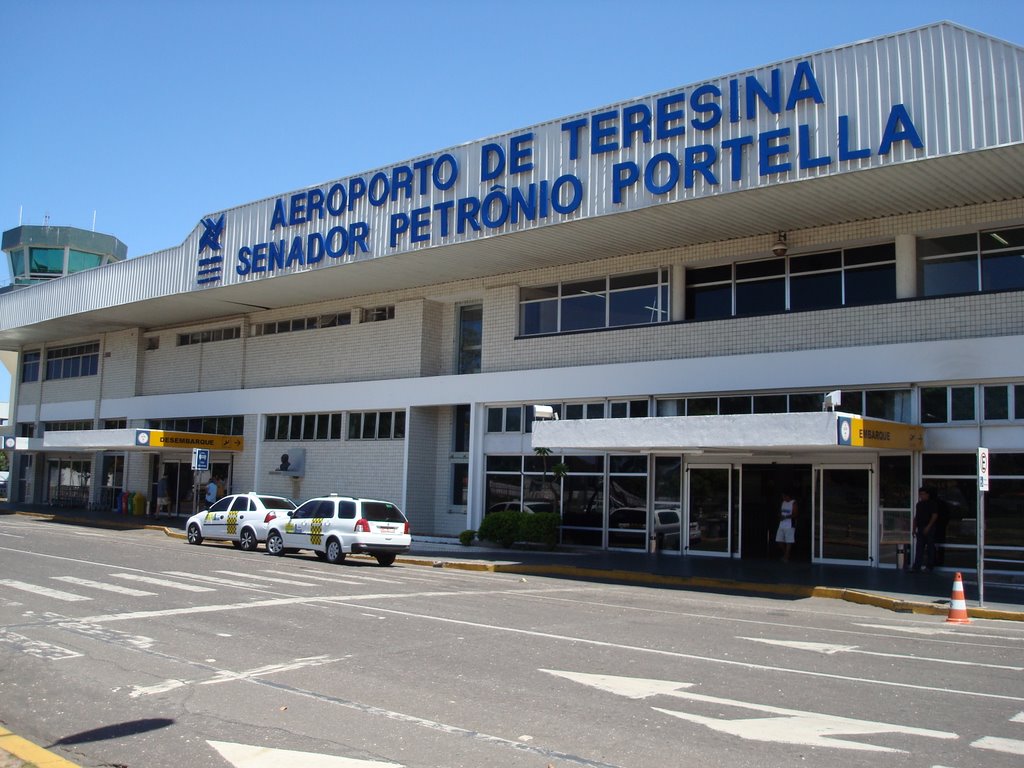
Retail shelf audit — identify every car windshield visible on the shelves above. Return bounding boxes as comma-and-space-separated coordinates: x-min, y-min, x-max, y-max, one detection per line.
361, 501, 406, 522
258, 496, 296, 511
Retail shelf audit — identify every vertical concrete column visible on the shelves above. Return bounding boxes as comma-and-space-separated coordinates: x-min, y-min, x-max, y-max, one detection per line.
671, 264, 686, 322
895, 234, 917, 299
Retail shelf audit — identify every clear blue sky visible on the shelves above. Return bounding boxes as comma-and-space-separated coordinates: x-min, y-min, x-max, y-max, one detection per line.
1, 0, 1022, 398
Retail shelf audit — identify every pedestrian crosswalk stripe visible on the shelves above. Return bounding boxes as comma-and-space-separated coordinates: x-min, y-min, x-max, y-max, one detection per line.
0, 579, 91, 601
52, 576, 156, 596
110, 573, 216, 592
162, 571, 269, 590
214, 570, 319, 587
262, 569, 364, 585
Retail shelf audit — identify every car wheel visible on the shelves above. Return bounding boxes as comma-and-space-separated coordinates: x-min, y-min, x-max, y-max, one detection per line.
266, 531, 285, 556
231, 541, 242, 549
325, 538, 345, 564
375, 553, 396, 567
239, 528, 258, 552
187, 523, 203, 545
314, 550, 328, 561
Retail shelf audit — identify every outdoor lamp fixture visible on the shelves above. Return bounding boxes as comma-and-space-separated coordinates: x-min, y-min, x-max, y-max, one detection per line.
771, 231, 789, 257
533, 405, 558, 421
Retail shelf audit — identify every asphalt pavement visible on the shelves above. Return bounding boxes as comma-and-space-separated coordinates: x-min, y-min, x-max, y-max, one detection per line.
2, 502, 1022, 767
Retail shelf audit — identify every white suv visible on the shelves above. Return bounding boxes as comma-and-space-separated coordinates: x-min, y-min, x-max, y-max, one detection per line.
265, 494, 411, 566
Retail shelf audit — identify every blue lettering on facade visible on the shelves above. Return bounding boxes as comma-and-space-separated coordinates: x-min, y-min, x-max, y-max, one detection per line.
227, 59, 924, 279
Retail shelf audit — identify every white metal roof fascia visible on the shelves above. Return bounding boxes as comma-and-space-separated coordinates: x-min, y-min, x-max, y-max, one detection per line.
530, 412, 846, 453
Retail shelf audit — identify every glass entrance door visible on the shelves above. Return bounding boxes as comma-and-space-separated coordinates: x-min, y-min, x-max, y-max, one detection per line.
814, 466, 872, 563
686, 465, 738, 556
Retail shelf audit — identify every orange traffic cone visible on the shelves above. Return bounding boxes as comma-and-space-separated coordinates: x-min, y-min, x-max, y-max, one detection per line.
945, 572, 971, 624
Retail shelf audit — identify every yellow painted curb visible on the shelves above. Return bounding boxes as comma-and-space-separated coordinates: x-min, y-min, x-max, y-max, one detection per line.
0, 728, 82, 767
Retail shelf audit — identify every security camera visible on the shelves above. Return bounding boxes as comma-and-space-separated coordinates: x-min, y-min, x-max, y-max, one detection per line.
771, 233, 788, 258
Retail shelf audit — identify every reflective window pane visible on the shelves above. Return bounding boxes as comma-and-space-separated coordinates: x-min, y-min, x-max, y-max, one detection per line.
920, 255, 978, 296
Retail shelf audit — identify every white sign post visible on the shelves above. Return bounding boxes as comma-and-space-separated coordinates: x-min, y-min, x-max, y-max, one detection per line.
977, 447, 989, 606
192, 448, 210, 471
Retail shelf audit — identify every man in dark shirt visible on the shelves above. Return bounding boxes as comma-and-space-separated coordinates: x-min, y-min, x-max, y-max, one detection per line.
912, 487, 939, 572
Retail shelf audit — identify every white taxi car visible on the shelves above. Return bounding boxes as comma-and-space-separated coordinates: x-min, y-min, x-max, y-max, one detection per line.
265, 494, 410, 566
186, 492, 296, 551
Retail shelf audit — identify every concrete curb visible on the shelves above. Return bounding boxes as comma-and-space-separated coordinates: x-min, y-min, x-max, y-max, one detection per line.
0, 727, 82, 768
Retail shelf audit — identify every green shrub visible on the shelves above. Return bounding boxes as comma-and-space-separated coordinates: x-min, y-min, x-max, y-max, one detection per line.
459, 529, 476, 546
520, 512, 561, 549
478, 510, 521, 548
478, 510, 561, 549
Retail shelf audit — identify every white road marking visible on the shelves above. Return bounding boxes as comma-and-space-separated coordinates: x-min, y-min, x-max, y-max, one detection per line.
740, 636, 1024, 671
45, 614, 155, 650
130, 655, 342, 698
110, 573, 215, 592
856, 623, 1023, 640
971, 736, 1024, 755
0, 579, 91, 601
208, 740, 403, 767
544, 669, 956, 753
262, 569, 364, 585
1012, 712, 1024, 723
0, 628, 82, 660
162, 571, 272, 590
0, 531, 25, 538
345, 603, 1024, 703
214, 570, 319, 587
130, 679, 188, 697
52, 576, 156, 597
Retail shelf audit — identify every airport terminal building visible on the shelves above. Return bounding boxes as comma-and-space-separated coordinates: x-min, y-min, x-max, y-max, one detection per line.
2, 22, 1022, 573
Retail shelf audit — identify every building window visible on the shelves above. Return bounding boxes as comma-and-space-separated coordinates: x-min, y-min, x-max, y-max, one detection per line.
29, 247, 65, 277
45, 342, 99, 380
177, 327, 240, 346
654, 389, 912, 421
361, 306, 395, 323
609, 399, 650, 418
458, 305, 482, 374
564, 402, 605, 420
919, 226, 1024, 296
68, 250, 103, 272
921, 386, 976, 424
145, 337, 160, 351
21, 350, 40, 383
265, 413, 342, 441
520, 270, 669, 336
103, 419, 127, 429
148, 416, 244, 435
43, 420, 94, 432
252, 313, 351, 337
687, 244, 896, 320
347, 410, 405, 440
486, 406, 523, 433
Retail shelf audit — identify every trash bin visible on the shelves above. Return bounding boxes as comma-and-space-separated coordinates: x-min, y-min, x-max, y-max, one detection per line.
896, 543, 906, 570
649, 533, 658, 554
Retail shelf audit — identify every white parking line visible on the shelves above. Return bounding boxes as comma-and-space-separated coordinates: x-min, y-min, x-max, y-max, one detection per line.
110, 573, 215, 592
52, 576, 157, 597
0, 579, 91, 601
